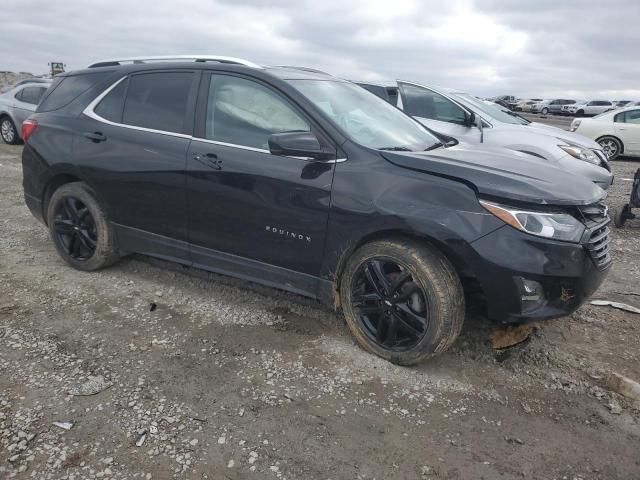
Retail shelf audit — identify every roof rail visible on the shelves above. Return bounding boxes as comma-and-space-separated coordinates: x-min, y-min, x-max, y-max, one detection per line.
272, 65, 333, 76
88, 55, 262, 69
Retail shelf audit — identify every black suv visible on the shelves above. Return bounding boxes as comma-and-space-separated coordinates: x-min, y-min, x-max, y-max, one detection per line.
22, 56, 611, 365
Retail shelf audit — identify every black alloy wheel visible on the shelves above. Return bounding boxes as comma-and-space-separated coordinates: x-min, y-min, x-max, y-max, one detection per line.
350, 258, 429, 351
52, 196, 98, 261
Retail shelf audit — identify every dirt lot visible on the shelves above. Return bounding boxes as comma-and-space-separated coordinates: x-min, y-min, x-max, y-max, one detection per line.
1, 142, 639, 480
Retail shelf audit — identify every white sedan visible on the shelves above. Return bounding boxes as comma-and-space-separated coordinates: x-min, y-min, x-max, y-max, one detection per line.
571, 106, 640, 160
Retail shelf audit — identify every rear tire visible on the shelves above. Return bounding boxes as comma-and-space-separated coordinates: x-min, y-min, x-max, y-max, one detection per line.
611, 205, 629, 228
46, 182, 120, 271
597, 136, 622, 160
0, 117, 20, 145
340, 239, 464, 365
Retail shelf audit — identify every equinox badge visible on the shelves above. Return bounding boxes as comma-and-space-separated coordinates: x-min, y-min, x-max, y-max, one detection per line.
265, 225, 311, 243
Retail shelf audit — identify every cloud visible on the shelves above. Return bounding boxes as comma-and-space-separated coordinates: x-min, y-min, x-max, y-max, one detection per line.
1, 0, 638, 98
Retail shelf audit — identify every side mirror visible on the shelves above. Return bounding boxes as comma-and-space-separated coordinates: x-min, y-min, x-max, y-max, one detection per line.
464, 111, 476, 128
268, 131, 326, 160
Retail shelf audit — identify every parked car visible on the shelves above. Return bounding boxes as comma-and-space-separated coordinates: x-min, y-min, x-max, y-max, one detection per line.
564, 100, 615, 117
22, 56, 611, 365
0, 79, 51, 144
528, 100, 550, 114
357, 81, 612, 190
570, 106, 640, 160
492, 95, 518, 110
514, 99, 543, 112
547, 99, 577, 115
614, 100, 633, 108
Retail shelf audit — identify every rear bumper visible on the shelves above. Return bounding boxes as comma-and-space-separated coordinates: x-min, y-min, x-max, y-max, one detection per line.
466, 225, 611, 324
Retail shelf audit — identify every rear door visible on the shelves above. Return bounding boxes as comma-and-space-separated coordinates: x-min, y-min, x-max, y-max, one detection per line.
75, 70, 199, 260
614, 109, 640, 155
186, 72, 337, 282
13, 86, 47, 126
397, 82, 480, 142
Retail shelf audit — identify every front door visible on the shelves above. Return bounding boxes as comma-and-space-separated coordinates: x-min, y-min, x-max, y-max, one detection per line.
615, 109, 640, 155
186, 73, 336, 284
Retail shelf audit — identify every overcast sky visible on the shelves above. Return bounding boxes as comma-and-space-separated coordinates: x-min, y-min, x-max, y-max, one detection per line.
1, 0, 638, 99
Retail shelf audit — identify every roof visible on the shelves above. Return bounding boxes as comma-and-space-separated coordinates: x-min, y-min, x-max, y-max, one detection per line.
81, 55, 337, 82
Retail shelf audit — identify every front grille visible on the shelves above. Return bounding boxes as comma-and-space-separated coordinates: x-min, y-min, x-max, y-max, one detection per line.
585, 223, 611, 269
578, 203, 612, 269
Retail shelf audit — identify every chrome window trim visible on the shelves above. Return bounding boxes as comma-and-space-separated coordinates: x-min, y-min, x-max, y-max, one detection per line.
83, 77, 348, 163
82, 76, 192, 139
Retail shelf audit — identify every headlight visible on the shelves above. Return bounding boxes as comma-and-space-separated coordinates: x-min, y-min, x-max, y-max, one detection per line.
558, 144, 600, 164
479, 200, 585, 243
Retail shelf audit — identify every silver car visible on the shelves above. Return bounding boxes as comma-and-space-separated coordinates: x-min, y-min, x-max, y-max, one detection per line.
357, 80, 613, 190
0, 79, 51, 144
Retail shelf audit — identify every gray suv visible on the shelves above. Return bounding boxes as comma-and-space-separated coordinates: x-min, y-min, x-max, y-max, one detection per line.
0, 79, 51, 144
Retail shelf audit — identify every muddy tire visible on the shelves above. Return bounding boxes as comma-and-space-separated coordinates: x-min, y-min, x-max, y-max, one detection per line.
340, 239, 464, 365
611, 205, 628, 228
46, 182, 120, 271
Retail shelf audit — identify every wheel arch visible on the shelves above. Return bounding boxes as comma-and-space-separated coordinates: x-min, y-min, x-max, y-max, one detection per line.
41, 174, 84, 225
330, 228, 482, 309
595, 134, 624, 154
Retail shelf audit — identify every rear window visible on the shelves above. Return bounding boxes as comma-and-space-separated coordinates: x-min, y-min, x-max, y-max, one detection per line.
20, 86, 47, 105
38, 72, 110, 112
122, 72, 194, 134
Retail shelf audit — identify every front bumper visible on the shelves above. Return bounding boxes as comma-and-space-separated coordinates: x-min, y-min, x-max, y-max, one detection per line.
466, 223, 611, 324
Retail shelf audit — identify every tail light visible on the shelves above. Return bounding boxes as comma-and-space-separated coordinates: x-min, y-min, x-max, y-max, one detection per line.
22, 119, 38, 142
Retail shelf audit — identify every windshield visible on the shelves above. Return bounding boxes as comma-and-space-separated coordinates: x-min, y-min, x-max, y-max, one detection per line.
288, 80, 440, 151
452, 92, 530, 125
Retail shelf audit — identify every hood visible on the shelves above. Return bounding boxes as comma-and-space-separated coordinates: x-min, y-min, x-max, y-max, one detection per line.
527, 122, 602, 150
381, 143, 605, 206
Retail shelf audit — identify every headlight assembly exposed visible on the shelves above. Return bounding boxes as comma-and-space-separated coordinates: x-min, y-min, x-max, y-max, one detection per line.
558, 144, 600, 164
479, 200, 585, 243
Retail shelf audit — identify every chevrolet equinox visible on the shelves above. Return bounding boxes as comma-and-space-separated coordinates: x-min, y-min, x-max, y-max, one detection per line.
22, 56, 611, 365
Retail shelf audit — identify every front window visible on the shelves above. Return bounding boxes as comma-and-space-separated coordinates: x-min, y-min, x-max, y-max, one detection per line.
453, 93, 529, 125
288, 80, 440, 151
399, 84, 467, 126
205, 75, 310, 150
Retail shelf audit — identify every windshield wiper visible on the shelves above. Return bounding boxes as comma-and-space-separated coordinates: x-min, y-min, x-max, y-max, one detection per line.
378, 146, 414, 152
424, 141, 444, 151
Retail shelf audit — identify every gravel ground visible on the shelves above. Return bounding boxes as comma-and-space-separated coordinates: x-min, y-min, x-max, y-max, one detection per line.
1, 142, 639, 480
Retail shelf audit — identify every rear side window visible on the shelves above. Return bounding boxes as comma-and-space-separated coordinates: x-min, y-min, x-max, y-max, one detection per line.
94, 78, 128, 122
616, 110, 640, 124
38, 72, 109, 112
19, 87, 47, 105
122, 72, 194, 134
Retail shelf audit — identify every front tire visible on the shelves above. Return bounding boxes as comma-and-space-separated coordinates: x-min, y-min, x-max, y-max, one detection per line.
46, 182, 120, 271
541, 107, 549, 115
340, 239, 464, 365
577, 109, 585, 117
0, 117, 20, 145
597, 136, 622, 160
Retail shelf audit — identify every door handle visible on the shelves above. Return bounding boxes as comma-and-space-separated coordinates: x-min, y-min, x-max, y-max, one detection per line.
83, 131, 107, 143
193, 152, 222, 170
